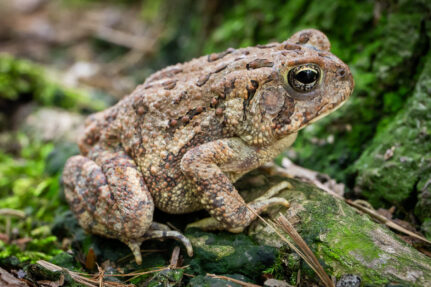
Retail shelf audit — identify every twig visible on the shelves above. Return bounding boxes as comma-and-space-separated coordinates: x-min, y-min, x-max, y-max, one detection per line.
106, 266, 189, 277
0, 209, 26, 242
0, 209, 26, 218
96, 265, 105, 287
38, 260, 187, 286
169, 246, 180, 269
206, 274, 261, 287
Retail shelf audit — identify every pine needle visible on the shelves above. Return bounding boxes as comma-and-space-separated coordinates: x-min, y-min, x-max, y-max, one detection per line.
275, 214, 334, 287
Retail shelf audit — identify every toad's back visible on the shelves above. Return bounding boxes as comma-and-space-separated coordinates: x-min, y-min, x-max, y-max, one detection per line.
78, 43, 304, 213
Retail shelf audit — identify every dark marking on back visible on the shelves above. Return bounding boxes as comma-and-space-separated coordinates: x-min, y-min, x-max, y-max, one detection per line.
173, 91, 187, 105
162, 79, 177, 90
196, 73, 211, 87
214, 64, 228, 73
208, 48, 234, 62
186, 107, 206, 120
257, 43, 277, 49
284, 43, 302, 50
318, 51, 332, 59
246, 59, 274, 70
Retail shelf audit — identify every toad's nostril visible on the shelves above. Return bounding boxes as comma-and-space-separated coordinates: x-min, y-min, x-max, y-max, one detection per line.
336, 68, 346, 78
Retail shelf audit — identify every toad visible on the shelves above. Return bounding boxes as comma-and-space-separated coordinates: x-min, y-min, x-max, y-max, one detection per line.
62, 29, 354, 264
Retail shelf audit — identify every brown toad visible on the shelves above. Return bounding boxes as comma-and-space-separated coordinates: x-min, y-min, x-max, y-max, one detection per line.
62, 29, 354, 264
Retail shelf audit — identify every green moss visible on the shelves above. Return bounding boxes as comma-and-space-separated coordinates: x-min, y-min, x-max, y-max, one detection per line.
0, 137, 65, 262
248, 177, 431, 286
0, 135, 60, 222
0, 54, 106, 112
50, 252, 80, 270
146, 269, 184, 287
353, 50, 431, 207
263, 247, 299, 284
185, 229, 276, 280
0, 238, 62, 263
276, 181, 391, 284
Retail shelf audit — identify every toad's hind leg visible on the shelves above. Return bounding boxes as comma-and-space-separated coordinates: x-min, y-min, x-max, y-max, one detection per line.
62, 151, 154, 264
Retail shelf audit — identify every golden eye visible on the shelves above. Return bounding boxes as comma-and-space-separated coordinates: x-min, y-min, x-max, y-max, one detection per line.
288, 64, 321, 92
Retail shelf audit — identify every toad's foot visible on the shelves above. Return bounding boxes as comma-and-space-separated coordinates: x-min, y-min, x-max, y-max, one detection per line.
186, 181, 292, 233
128, 222, 193, 263
186, 182, 291, 232
148, 222, 193, 258
186, 196, 289, 233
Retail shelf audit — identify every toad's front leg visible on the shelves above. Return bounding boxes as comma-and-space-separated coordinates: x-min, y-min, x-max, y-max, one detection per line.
181, 138, 289, 232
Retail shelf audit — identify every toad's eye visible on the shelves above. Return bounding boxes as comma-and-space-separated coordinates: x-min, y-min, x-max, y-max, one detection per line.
288, 64, 321, 92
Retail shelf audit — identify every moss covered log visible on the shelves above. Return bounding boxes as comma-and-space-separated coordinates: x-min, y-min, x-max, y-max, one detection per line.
234, 168, 431, 286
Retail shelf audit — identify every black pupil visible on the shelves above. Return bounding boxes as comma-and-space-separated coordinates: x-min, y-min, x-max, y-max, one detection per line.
295, 69, 317, 84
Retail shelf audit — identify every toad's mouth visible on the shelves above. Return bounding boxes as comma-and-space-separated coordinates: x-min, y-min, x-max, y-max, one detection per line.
307, 99, 347, 125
